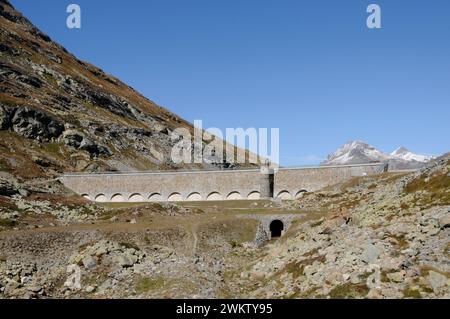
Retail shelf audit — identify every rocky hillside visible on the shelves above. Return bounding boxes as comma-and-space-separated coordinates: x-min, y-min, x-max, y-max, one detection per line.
0, 153, 448, 299
322, 141, 434, 170
222, 153, 449, 298
0, 0, 251, 185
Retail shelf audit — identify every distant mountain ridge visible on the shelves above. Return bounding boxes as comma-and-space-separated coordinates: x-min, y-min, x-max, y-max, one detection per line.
322, 141, 434, 170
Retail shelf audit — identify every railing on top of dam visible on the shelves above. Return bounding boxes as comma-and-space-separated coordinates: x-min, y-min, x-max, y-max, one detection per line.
62, 162, 387, 177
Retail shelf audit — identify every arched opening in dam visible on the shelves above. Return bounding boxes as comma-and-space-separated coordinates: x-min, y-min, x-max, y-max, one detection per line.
187, 192, 202, 201
111, 194, 125, 202
226, 191, 243, 200
247, 191, 261, 200
277, 190, 292, 200
149, 193, 163, 202
270, 220, 284, 238
129, 193, 144, 202
206, 192, 222, 201
168, 193, 183, 202
295, 190, 308, 199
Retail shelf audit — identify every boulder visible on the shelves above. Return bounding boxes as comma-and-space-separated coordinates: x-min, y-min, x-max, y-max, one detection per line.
0, 178, 18, 196
439, 215, 450, 229
63, 130, 84, 149
387, 271, 406, 283
82, 256, 97, 270
427, 271, 449, 292
361, 244, 381, 264
0, 104, 12, 129
115, 254, 135, 268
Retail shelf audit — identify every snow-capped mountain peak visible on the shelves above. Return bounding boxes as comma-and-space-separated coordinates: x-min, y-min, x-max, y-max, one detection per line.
390, 147, 433, 163
322, 141, 434, 169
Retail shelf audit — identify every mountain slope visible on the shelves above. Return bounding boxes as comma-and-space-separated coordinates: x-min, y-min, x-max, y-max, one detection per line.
0, 0, 253, 182
322, 141, 434, 170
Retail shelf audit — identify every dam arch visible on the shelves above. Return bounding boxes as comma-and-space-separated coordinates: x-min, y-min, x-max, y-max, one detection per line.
227, 191, 243, 200
247, 191, 261, 200
277, 190, 292, 200
206, 192, 222, 201
187, 192, 202, 201
148, 193, 163, 202
111, 194, 125, 202
129, 193, 144, 202
168, 192, 183, 202
95, 194, 107, 202
295, 190, 308, 199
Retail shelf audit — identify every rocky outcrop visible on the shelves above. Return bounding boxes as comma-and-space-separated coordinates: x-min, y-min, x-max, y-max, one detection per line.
63, 130, 112, 158
0, 104, 64, 141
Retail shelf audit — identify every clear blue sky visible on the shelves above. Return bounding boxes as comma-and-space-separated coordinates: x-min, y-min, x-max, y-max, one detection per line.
10, 0, 450, 166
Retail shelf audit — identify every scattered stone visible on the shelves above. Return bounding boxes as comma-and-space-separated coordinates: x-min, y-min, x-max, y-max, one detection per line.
82, 256, 97, 270
85, 285, 95, 293
438, 215, 450, 228
361, 244, 381, 264
387, 271, 406, 283
427, 271, 449, 292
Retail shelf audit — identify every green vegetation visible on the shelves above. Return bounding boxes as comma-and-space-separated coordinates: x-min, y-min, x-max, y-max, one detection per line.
0, 218, 17, 228
41, 142, 64, 158
403, 287, 422, 299
328, 282, 370, 299
404, 168, 450, 207
420, 265, 450, 279
282, 261, 305, 279
135, 276, 166, 293
0, 158, 11, 172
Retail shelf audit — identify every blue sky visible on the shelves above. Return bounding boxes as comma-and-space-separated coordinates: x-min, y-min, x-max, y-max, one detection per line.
10, 0, 450, 166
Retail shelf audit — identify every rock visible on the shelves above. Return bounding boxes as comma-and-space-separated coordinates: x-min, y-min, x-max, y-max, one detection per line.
82, 256, 97, 270
63, 130, 112, 157
63, 130, 84, 148
115, 254, 135, 268
129, 219, 137, 224
401, 248, 419, 257
27, 285, 42, 293
387, 271, 406, 283
20, 276, 32, 284
427, 271, 449, 292
1, 105, 64, 141
438, 215, 450, 228
0, 104, 13, 129
64, 265, 81, 291
109, 216, 118, 223
0, 179, 19, 196
4, 281, 20, 295
85, 285, 95, 293
361, 244, 381, 264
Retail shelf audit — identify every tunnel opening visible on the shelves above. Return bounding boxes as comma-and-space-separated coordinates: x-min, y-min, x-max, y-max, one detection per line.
270, 220, 284, 238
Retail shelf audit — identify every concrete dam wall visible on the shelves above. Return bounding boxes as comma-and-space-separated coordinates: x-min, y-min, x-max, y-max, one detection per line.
60, 163, 386, 203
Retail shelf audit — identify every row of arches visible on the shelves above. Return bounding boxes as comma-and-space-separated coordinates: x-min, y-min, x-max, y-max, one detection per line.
84, 190, 308, 203
84, 191, 263, 203
276, 190, 308, 200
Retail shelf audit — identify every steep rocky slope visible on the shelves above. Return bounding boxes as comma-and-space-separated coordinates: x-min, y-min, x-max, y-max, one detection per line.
0, 0, 250, 185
